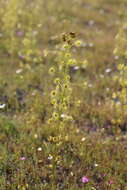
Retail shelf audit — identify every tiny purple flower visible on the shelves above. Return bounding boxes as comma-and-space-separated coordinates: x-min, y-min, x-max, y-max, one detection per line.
108, 180, 114, 185
81, 176, 89, 183
20, 157, 26, 161
19, 55, 25, 60
101, 173, 106, 178
16, 31, 24, 37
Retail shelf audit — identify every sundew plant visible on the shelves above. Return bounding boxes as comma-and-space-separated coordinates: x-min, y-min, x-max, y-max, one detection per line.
48, 33, 81, 128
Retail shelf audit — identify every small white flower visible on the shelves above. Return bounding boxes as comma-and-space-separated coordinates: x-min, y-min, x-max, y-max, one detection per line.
0, 104, 6, 109
105, 68, 111, 73
114, 55, 119, 60
70, 172, 74, 176
73, 66, 79, 70
116, 101, 121, 105
32, 91, 36, 96
32, 30, 38, 36
81, 42, 87, 47
88, 20, 95, 26
89, 43, 94, 47
98, 101, 101, 106
61, 114, 66, 118
81, 137, 86, 142
37, 147, 42, 151
94, 163, 98, 167
61, 114, 73, 121
48, 155, 53, 160
16, 69, 22, 74
88, 84, 92, 88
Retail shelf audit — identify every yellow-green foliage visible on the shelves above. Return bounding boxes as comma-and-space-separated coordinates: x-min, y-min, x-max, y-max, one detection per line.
2, 0, 44, 60
2, 0, 23, 53
112, 22, 127, 125
2, 0, 20, 32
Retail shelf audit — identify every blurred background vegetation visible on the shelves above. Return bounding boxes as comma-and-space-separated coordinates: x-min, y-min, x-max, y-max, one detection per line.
0, 0, 127, 189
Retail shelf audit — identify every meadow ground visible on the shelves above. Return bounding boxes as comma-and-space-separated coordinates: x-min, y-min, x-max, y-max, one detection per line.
0, 0, 127, 189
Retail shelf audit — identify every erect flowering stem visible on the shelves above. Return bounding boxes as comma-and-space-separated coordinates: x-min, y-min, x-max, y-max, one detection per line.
48, 33, 80, 127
